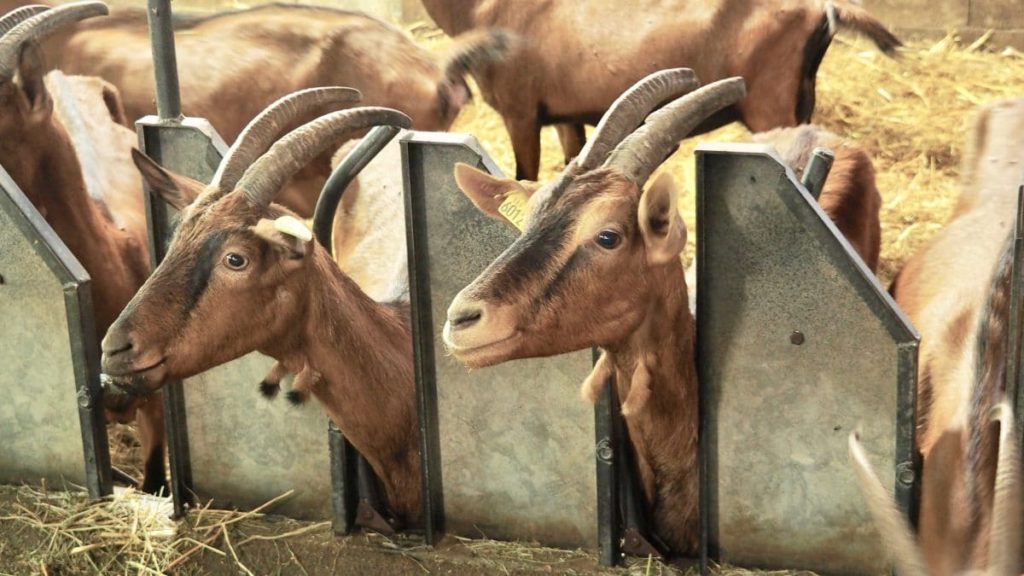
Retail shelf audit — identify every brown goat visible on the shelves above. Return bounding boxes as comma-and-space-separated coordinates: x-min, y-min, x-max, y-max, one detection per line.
18, 1, 507, 215
443, 69, 746, 555
0, 3, 166, 494
849, 401, 1020, 576
100, 89, 421, 525
752, 124, 882, 271
421, 0, 900, 180
888, 98, 1024, 575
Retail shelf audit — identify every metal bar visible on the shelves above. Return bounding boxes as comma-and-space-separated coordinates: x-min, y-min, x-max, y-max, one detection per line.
313, 125, 401, 246
65, 281, 113, 499
403, 138, 445, 544
328, 422, 357, 534
1009, 185, 1024, 445
145, 0, 182, 120
594, 376, 619, 567
696, 155, 712, 576
895, 342, 921, 529
800, 147, 834, 200
594, 348, 618, 566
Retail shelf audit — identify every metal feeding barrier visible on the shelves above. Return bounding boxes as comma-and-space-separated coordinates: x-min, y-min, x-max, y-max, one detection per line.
399, 132, 634, 561
695, 143, 920, 574
0, 166, 112, 498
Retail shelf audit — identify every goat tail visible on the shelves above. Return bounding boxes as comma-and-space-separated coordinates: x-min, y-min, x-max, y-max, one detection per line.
848, 432, 930, 576
828, 0, 902, 56
442, 28, 515, 81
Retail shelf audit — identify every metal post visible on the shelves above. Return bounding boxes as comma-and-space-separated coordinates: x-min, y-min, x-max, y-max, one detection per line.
1007, 186, 1024, 441
145, 0, 181, 120
800, 147, 834, 200
403, 139, 446, 543
594, 360, 620, 567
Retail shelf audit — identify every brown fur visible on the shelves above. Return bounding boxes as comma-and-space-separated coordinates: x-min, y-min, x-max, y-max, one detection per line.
888, 98, 1024, 575
0, 43, 165, 493
753, 124, 882, 271
14, 1, 506, 215
421, 0, 899, 179
101, 165, 421, 523
445, 168, 698, 554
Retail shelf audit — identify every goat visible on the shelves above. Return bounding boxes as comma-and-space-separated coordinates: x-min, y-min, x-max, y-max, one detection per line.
421, 0, 900, 180
752, 124, 882, 271
0, 2, 166, 494
100, 89, 422, 525
888, 98, 1024, 575
849, 401, 1020, 576
442, 68, 746, 554
19, 1, 508, 216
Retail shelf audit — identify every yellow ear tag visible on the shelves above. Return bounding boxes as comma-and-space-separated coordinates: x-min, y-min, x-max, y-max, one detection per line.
273, 215, 313, 243
497, 188, 529, 232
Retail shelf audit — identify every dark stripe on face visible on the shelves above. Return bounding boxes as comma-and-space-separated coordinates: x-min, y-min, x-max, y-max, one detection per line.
185, 230, 229, 311
534, 246, 590, 311
476, 208, 576, 302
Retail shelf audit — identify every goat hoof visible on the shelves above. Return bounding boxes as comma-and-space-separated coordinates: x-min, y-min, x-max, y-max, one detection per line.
285, 390, 308, 406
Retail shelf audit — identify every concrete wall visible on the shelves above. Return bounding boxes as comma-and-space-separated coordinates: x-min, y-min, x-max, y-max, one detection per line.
864, 0, 1024, 49
104, 0, 430, 24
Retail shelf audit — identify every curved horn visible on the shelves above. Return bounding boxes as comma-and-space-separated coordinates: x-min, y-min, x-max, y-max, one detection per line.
606, 77, 746, 185
211, 86, 362, 192
443, 29, 511, 81
0, 5, 49, 38
236, 107, 411, 207
575, 68, 699, 171
848, 432, 929, 576
0, 1, 107, 79
990, 402, 1021, 576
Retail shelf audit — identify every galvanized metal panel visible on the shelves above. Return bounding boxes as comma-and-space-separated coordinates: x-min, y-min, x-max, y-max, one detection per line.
402, 132, 598, 548
136, 117, 333, 520
0, 166, 111, 497
695, 144, 919, 574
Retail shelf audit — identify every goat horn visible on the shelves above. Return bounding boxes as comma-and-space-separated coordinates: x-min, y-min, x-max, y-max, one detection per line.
443, 29, 511, 82
211, 86, 362, 192
848, 432, 929, 576
990, 402, 1021, 576
606, 77, 746, 186
575, 68, 699, 171
236, 107, 411, 207
0, 5, 49, 38
0, 1, 107, 80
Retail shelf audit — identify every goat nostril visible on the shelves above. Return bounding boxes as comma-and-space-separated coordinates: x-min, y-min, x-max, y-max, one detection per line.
452, 309, 483, 330
105, 340, 133, 356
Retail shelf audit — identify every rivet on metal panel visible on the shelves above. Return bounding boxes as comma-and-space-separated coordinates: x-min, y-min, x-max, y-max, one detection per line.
77, 386, 92, 410
790, 331, 805, 345
896, 461, 916, 486
596, 438, 614, 464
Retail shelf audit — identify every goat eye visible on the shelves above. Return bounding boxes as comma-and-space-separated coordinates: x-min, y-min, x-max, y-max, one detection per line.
224, 253, 248, 270
595, 230, 621, 249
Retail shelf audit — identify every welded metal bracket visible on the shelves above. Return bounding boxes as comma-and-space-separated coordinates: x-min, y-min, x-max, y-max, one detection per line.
0, 165, 112, 498
695, 143, 919, 574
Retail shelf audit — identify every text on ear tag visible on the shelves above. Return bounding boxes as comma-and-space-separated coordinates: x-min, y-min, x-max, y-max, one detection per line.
498, 189, 529, 232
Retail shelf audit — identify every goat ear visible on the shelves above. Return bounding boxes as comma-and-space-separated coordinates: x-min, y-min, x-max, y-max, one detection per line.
131, 149, 203, 210
639, 172, 687, 266
453, 162, 531, 232
17, 43, 51, 117
253, 216, 313, 260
